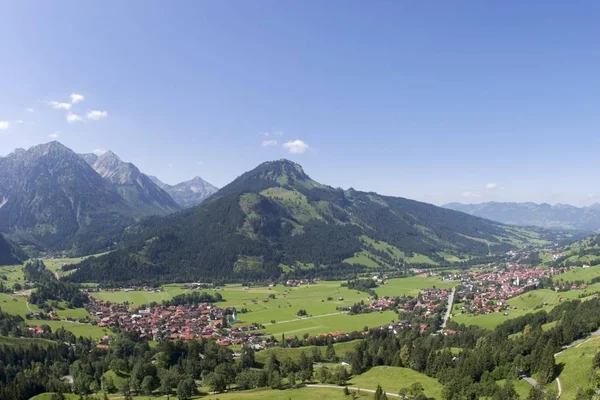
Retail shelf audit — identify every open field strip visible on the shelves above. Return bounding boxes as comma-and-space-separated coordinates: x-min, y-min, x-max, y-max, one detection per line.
348, 366, 444, 399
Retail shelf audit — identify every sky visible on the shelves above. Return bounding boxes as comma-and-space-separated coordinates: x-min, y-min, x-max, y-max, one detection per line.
1, 1, 600, 206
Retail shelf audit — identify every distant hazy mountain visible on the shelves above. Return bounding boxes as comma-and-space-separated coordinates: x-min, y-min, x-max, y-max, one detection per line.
149, 175, 218, 208
82, 151, 180, 216
68, 160, 558, 284
444, 201, 600, 231
0, 142, 135, 254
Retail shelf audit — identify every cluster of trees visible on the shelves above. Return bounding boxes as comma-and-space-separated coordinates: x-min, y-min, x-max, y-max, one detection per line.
23, 260, 89, 308
162, 291, 223, 306
341, 297, 600, 399
343, 278, 378, 299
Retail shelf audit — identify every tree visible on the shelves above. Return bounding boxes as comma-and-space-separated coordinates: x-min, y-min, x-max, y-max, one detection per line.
177, 377, 195, 400
119, 380, 130, 396
298, 351, 313, 382
527, 384, 545, 400
319, 367, 330, 383
326, 343, 337, 360
141, 376, 155, 395
332, 365, 348, 385
344, 386, 350, 395
374, 384, 384, 400
240, 346, 255, 369
544, 387, 559, 400
102, 375, 117, 394
288, 371, 296, 387
537, 343, 556, 384
204, 372, 227, 393
269, 370, 281, 389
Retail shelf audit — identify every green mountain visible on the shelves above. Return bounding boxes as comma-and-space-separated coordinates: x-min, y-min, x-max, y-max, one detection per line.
67, 160, 555, 283
0, 234, 27, 265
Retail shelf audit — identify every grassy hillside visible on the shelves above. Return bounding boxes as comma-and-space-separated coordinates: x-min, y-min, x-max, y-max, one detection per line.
67, 160, 556, 284
349, 366, 444, 398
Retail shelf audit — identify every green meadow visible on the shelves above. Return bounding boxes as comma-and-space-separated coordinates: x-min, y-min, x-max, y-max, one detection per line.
375, 276, 456, 298
452, 286, 600, 330
348, 366, 444, 399
554, 334, 600, 398
554, 264, 600, 283
254, 340, 361, 364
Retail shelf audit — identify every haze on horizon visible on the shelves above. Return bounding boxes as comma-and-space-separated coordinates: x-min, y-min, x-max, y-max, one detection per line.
1, 1, 600, 206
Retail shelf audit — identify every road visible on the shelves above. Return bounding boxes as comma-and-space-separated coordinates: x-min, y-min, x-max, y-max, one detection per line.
439, 287, 456, 330
306, 384, 401, 398
263, 311, 348, 326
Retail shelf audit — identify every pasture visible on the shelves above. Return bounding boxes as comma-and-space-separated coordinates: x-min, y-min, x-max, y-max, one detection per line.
375, 276, 456, 298
255, 340, 361, 364
554, 334, 600, 399
348, 366, 444, 399
554, 264, 600, 283
452, 286, 600, 330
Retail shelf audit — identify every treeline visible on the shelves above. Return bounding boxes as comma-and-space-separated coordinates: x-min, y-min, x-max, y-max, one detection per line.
162, 291, 223, 306
23, 260, 89, 308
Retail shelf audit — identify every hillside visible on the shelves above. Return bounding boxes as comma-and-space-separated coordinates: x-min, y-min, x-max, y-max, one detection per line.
149, 175, 218, 208
82, 151, 180, 216
0, 234, 27, 265
0, 142, 135, 255
67, 160, 556, 284
444, 201, 600, 231
550, 233, 600, 267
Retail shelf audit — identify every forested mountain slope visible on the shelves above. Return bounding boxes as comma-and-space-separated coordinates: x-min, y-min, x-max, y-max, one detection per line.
0, 234, 27, 265
68, 160, 555, 284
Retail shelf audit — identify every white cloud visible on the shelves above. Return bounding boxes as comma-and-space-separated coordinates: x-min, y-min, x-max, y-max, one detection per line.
485, 183, 497, 189
262, 130, 283, 137
66, 113, 83, 123
0, 121, 9, 130
27, 108, 34, 113
70, 93, 84, 104
462, 191, 482, 198
92, 149, 107, 155
262, 139, 278, 147
168, 163, 173, 168
282, 139, 310, 154
48, 133, 59, 139
14, 120, 25, 124
86, 110, 107, 120
47, 101, 72, 111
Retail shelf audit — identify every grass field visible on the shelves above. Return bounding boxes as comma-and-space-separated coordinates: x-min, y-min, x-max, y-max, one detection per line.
0, 335, 56, 347
375, 276, 456, 298
349, 366, 444, 398
452, 286, 600, 330
554, 335, 600, 398
89, 284, 188, 304
255, 340, 361, 364
496, 379, 532, 399
554, 264, 600, 283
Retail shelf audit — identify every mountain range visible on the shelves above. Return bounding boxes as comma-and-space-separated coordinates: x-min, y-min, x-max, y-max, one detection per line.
67, 159, 559, 284
0, 142, 217, 254
444, 202, 600, 232
149, 175, 218, 208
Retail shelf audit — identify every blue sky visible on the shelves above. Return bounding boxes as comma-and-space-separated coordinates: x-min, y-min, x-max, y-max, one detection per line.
1, 1, 600, 206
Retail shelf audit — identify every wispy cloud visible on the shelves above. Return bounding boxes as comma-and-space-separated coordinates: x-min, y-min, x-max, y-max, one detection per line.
262, 139, 278, 147
92, 149, 107, 155
282, 139, 310, 154
47, 101, 72, 111
86, 110, 107, 120
66, 113, 83, 123
70, 93, 84, 104
48, 132, 59, 139
462, 191, 482, 198
27, 108, 34, 113
262, 130, 283, 137
485, 183, 497, 189
0, 121, 9, 131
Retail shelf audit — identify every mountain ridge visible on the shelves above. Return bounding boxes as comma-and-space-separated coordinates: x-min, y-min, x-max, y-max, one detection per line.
67, 159, 560, 284
444, 201, 600, 231
149, 174, 218, 208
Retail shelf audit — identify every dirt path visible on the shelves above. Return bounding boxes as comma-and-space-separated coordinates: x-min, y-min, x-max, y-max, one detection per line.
263, 311, 348, 326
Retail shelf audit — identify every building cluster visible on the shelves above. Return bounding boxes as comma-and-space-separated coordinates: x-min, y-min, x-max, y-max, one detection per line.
85, 299, 264, 346
453, 263, 571, 315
